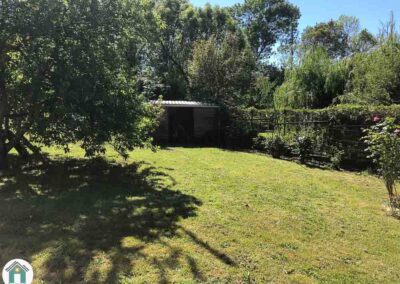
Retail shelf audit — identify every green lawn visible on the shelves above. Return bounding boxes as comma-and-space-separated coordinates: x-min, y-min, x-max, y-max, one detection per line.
1, 146, 400, 283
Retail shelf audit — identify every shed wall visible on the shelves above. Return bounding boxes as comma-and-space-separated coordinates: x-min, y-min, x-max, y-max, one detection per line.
153, 106, 219, 144
194, 108, 217, 139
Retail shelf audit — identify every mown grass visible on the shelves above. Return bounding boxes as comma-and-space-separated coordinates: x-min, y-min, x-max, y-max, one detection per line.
1, 146, 400, 283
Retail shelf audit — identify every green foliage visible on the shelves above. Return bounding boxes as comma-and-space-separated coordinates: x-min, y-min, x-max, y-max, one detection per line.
188, 32, 256, 106
138, 0, 237, 100
0, 0, 160, 166
364, 117, 400, 209
246, 104, 400, 126
301, 20, 348, 58
273, 15, 384, 109
300, 15, 376, 59
253, 132, 273, 151
274, 48, 348, 109
352, 29, 377, 53
341, 39, 400, 105
245, 75, 277, 109
255, 134, 289, 158
136, 0, 302, 103
289, 14, 396, 107
329, 147, 345, 170
294, 132, 314, 163
248, 105, 400, 168
233, 0, 300, 62
254, 130, 318, 164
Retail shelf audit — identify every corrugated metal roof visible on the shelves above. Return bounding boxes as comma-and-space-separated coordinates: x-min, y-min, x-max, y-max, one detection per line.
150, 100, 218, 108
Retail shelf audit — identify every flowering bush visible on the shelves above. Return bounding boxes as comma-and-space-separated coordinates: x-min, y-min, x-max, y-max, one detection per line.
364, 117, 400, 210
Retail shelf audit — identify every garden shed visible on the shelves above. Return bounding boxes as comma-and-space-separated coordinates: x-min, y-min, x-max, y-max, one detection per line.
151, 100, 220, 145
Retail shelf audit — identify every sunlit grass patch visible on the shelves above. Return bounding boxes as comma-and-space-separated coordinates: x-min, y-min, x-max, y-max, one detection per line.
1, 147, 399, 283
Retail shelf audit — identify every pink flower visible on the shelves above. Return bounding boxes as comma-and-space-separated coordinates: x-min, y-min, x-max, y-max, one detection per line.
395, 129, 400, 136
372, 115, 381, 123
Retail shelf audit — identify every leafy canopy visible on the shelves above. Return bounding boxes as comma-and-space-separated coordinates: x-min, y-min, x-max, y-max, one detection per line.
188, 32, 256, 107
0, 0, 159, 167
234, 0, 300, 62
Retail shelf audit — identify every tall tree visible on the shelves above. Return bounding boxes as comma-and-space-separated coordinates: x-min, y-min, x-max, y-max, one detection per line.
341, 13, 400, 105
188, 32, 256, 106
301, 20, 348, 58
274, 47, 348, 108
352, 29, 377, 53
137, 0, 236, 100
341, 38, 400, 105
234, 0, 300, 62
301, 16, 377, 58
0, 0, 158, 169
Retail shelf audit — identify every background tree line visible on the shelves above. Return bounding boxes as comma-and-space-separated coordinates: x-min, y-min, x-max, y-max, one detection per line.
274, 13, 400, 109
134, 0, 399, 111
0, 0, 398, 168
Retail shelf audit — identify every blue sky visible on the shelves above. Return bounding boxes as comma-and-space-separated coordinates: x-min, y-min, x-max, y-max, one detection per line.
191, 0, 400, 35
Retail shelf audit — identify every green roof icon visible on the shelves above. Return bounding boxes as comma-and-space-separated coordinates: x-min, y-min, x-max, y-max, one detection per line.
5, 261, 30, 284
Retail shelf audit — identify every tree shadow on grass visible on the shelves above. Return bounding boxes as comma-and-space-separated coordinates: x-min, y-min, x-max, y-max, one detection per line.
0, 156, 233, 283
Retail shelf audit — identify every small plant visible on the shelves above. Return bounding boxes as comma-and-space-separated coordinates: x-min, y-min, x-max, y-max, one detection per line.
295, 134, 313, 164
253, 133, 289, 158
264, 135, 288, 158
330, 146, 345, 170
252, 133, 270, 151
364, 117, 400, 212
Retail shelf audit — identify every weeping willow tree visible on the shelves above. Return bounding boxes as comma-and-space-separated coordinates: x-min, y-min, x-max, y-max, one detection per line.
274, 47, 348, 109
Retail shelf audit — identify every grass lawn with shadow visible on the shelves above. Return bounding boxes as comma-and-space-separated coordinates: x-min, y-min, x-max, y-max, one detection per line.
1, 146, 400, 283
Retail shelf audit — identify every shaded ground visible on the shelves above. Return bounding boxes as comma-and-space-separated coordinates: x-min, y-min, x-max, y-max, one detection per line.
0, 157, 221, 283
1, 147, 400, 283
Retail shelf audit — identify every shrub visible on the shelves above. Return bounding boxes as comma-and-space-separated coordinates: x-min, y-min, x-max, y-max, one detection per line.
294, 133, 314, 163
253, 133, 289, 158
253, 133, 271, 151
330, 147, 345, 169
364, 117, 400, 211
265, 136, 288, 158
225, 106, 258, 149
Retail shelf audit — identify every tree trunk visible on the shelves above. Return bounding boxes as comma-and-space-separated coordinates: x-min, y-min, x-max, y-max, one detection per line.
0, 143, 7, 171
14, 141, 30, 160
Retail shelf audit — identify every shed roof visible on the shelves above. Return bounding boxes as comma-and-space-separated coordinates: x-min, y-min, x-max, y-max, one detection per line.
150, 100, 218, 108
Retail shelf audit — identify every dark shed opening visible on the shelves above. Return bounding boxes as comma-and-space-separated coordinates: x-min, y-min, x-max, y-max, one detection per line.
151, 101, 220, 145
